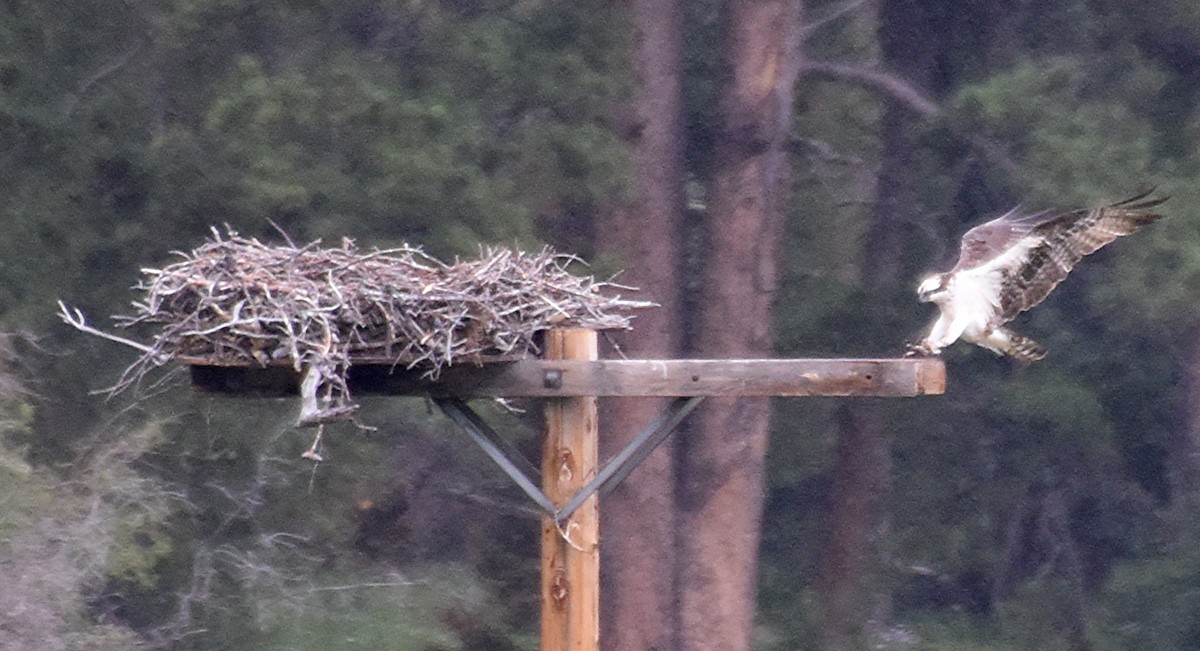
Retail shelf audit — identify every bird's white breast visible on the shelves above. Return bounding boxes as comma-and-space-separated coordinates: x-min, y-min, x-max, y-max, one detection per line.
943, 271, 1002, 338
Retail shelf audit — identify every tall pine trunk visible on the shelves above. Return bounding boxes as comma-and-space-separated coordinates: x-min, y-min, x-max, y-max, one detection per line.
1175, 335, 1200, 512
816, 404, 890, 650
597, 1, 686, 649
815, 3, 946, 647
677, 2, 803, 649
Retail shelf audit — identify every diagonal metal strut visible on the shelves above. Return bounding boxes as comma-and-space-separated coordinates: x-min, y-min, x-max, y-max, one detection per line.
435, 397, 557, 515
554, 396, 704, 524
436, 396, 705, 522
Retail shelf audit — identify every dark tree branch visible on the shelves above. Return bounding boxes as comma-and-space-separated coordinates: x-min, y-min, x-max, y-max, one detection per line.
801, 60, 939, 115
799, 60, 1031, 182
61, 36, 150, 118
786, 134, 863, 165
801, 0, 874, 39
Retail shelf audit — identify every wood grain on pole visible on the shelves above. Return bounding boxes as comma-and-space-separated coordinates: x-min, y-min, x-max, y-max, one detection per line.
187, 357, 946, 398
541, 329, 600, 651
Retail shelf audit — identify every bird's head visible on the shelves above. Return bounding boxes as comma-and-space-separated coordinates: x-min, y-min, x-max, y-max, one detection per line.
917, 273, 951, 303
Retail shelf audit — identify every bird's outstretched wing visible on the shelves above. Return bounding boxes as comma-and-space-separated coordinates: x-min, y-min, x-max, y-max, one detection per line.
951, 207, 1056, 273
994, 189, 1166, 321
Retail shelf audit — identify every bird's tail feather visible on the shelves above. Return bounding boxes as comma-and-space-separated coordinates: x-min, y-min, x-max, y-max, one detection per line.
997, 328, 1047, 363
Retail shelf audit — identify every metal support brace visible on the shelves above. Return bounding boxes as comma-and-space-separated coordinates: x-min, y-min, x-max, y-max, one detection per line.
435, 397, 557, 515
554, 396, 704, 524
435, 396, 705, 523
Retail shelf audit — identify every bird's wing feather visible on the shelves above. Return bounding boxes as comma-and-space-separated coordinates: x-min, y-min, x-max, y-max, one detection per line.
951, 213, 1027, 273
950, 207, 1059, 272
985, 190, 1166, 322
956, 236, 1035, 315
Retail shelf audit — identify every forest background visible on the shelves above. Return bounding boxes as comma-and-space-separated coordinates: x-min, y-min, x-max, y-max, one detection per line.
3, 1, 1200, 650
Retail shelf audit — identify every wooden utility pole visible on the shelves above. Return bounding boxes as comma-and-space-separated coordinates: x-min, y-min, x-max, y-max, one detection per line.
541, 329, 600, 651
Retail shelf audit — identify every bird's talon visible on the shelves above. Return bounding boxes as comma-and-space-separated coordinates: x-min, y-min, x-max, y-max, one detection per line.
904, 341, 935, 357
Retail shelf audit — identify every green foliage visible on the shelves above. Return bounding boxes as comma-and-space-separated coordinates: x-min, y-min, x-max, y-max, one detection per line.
0, 418, 170, 650
1093, 538, 1200, 650
147, 1, 628, 257
902, 616, 1018, 651
94, 422, 179, 587
205, 53, 536, 248
953, 57, 1165, 205
256, 562, 534, 651
0, 0, 631, 323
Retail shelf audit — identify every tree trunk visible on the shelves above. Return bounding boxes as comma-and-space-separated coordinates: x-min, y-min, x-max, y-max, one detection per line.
1170, 333, 1200, 516
814, 3, 946, 646
864, 0, 944, 281
676, 2, 803, 650
597, 1, 686, 649
817, 404, 889, 651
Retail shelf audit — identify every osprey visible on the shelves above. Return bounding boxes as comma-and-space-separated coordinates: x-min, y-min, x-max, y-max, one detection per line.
909, 190, 1165, 362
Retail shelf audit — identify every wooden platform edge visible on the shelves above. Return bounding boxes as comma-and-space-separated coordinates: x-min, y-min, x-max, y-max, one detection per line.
187, 357, 946, 398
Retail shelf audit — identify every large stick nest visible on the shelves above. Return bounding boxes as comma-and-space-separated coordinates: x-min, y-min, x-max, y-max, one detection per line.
65, 229, 653, 413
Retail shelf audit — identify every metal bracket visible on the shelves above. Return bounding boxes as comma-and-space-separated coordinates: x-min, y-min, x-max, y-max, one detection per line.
435, 396, 705, 525
555, 396, 704, 523
435, 397, 556, 515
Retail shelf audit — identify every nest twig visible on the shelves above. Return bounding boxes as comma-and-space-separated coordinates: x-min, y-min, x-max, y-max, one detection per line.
61, 228, 654, 415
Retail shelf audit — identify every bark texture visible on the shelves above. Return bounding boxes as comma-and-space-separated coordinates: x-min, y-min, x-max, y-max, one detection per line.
815, 3, 945, 646
597, 1, 686, 649
817, 404, 890, 650
676, 2, 804, 649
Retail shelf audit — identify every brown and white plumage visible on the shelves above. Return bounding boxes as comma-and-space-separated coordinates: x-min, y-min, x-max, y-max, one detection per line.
911, 190, 1166, 362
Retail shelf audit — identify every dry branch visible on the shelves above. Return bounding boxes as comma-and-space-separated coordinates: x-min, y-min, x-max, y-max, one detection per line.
61, 228, 654, 415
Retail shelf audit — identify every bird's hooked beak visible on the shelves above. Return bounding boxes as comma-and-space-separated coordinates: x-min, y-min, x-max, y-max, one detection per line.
917, 275, 944, 303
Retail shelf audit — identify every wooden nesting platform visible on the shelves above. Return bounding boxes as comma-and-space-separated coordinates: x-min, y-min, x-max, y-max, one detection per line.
182, 355, 946, 399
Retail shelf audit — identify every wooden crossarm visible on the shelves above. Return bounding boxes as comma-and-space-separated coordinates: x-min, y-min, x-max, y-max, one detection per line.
186, 357, 944, 398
